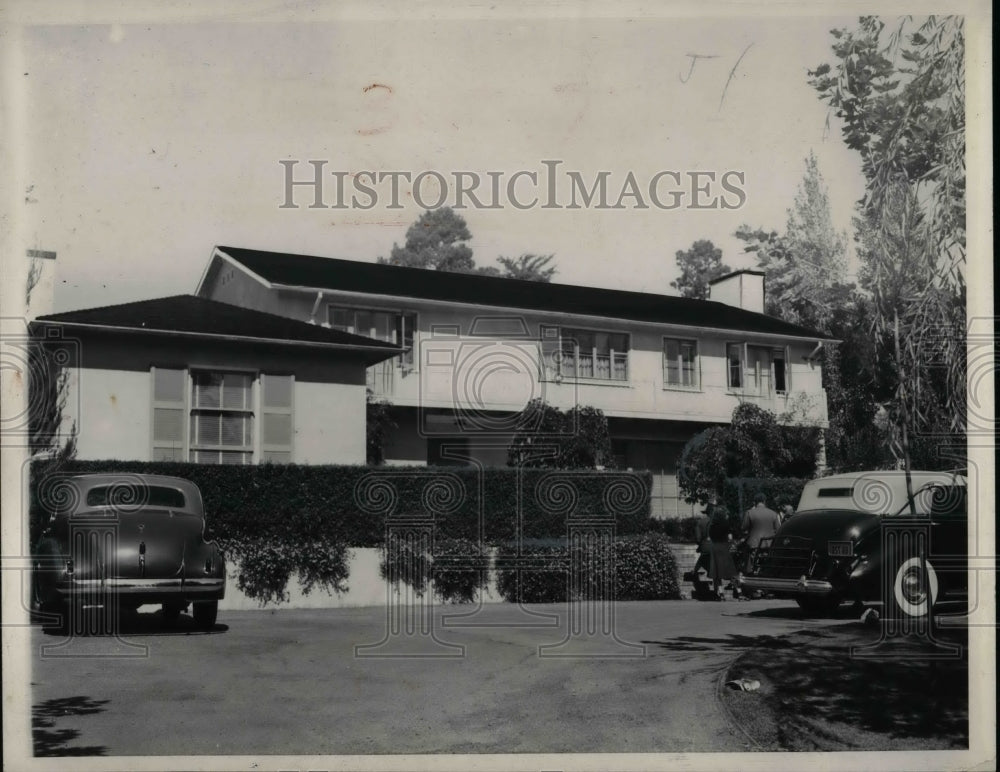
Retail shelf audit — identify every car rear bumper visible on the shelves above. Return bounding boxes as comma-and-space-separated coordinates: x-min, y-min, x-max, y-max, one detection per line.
740, 576, 835, 595
48, 577, 225, 603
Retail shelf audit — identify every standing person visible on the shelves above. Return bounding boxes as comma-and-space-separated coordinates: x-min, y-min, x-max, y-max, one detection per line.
706, 494, 739, 600
742, 494, 782, 573
781, 504, 795, 522
691, 505, 713, 596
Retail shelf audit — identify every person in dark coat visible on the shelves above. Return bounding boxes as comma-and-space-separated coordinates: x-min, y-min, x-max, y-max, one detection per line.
706, 495, 740, 600
742, 494, 782, 572
691, 507, 713, 595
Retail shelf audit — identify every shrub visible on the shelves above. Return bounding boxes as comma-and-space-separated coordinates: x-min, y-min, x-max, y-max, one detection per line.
495, 542, 570, 604
608, 533, 681, 600
495, 534, 681, 602
378, 536, 490, 603
431, 538, 491, 604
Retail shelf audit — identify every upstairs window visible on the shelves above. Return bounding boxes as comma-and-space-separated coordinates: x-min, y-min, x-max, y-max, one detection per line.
726, 344, 789, 395
726, 344, 743, 390
541, 326, 629, 382
329, 306, 416, 367
663, 338, 698, 389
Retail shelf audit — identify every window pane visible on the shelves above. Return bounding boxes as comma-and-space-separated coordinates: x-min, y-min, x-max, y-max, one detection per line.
774, 354, 787, 393
263, 374, 292, 408
727, 344, 742, 388
220, 414, 250, 446
372, 312, 393, 342
193, 372, 222, 408
222, 373, 250, 409
196, 413, 221, 445
153, 407, 184, 443
154, 368, 185, 402
263, 413, 292, 446
330, 307, 350, 331
355, 311, 374, 338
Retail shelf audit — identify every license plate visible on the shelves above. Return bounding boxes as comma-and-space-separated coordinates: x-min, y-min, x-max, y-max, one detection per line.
828, 541, 853, 558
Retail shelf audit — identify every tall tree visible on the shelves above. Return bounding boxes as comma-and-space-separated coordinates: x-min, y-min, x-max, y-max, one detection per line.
381, 209, 558, 281
735, 153, 849, 331
380, 208, 476, 273
809, 16, 966, 462
670, 239, 730, 300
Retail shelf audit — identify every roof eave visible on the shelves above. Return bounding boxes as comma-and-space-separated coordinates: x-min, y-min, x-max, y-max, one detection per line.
29, 319, 404, 362
269, 281, 835, 342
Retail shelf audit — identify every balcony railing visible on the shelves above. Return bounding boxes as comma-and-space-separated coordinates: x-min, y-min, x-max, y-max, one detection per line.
547, 351, 629, 382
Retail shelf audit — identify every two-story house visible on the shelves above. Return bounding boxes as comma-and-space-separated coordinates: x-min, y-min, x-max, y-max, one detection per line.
197, 247, 834, 516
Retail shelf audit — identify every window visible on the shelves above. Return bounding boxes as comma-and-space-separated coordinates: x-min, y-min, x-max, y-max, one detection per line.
191, 372, 254, 464
150, 369, 294, 465
726, 344, 789, 395
663, 338, 698, 389
745, 345, 772, 396
541, 326, 629, 382
726, 344, 743, 390
773, 349, 787, 394
87, 485, 187, 509
329, 305, 417, 367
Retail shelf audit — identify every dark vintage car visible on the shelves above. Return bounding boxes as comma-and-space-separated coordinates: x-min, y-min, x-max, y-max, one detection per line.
741, 471, 967, 617
33, 474, 226, 630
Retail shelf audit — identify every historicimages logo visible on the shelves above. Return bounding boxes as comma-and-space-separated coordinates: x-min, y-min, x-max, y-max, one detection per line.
279, 160, 747, 212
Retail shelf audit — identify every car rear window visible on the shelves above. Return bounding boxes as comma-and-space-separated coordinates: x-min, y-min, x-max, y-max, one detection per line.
817, 487, 854, 498
86, 485, 187, 510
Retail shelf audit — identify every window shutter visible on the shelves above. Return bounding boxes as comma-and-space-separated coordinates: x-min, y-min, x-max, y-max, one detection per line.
151, 367, 187, 461
261, 374, 294, 463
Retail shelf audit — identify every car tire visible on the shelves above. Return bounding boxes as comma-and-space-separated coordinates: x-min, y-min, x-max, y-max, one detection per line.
890, 556, 938, 619
192, 600, 218, 630
795, 595, 843, 617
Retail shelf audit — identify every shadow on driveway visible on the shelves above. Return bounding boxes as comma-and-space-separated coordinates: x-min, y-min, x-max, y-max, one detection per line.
33, 696, 109, 757
720, 625, 969, 750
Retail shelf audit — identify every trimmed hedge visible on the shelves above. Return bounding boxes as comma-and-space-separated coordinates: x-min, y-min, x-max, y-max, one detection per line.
30, 461, 652, 546
494, 533, 681, 603
29, 460, 652, 604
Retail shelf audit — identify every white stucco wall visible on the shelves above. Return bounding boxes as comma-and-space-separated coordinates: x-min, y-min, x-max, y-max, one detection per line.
293, 380, 366, 464
60, 357, 368, 465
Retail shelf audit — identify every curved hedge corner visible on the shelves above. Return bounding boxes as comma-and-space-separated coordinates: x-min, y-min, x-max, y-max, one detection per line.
608, 533, 681, 600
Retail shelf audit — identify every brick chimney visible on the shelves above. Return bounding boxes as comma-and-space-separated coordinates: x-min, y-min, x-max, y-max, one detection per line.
708, 269, 765, 314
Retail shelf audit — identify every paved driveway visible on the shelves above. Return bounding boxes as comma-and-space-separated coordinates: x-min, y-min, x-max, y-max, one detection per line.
29, 599, 860, 756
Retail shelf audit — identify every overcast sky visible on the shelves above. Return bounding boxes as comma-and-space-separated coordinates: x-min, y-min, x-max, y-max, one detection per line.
17, 10, 879, 312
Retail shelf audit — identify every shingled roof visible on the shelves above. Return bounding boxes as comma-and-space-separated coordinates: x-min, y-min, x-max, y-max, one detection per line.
213, 246, 833, 340
33, 295, 403, 364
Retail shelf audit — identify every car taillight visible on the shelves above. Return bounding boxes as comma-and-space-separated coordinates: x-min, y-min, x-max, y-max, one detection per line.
65, 559, 74, 574
205, 557, 213, 573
